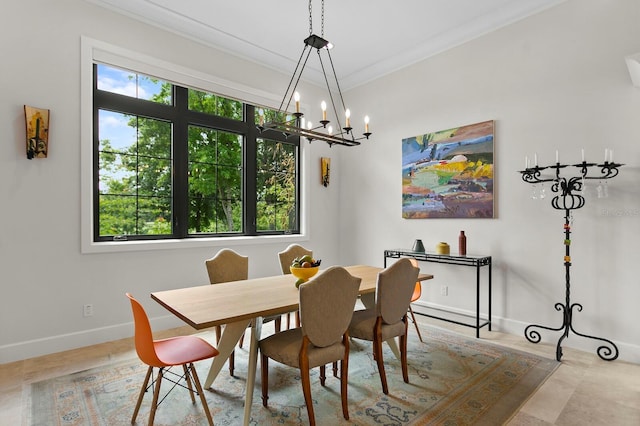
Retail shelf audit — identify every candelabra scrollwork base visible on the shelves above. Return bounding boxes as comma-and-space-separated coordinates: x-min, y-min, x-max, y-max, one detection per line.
519, 160, 622, 362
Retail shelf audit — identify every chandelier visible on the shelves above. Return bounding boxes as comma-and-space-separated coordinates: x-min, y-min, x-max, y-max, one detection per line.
257, 0, 371, 147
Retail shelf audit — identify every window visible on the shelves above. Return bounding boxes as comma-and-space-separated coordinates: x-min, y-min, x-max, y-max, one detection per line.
93, 63, 300, 242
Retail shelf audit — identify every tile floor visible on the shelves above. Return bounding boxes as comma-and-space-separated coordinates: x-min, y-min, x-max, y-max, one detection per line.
1, 316, 638, 425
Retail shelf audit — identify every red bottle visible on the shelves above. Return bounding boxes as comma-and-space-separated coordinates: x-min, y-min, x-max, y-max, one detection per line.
458, 231, 467, 256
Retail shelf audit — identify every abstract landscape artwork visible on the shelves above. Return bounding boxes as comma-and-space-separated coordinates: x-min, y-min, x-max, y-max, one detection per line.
402, 120, 494, 218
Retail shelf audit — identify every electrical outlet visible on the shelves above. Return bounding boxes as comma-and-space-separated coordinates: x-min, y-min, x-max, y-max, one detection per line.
83, 304, 94, 317
440, 285, 448, 296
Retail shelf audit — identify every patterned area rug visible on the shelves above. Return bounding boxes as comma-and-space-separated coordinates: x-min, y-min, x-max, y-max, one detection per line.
28, 327, 557, 425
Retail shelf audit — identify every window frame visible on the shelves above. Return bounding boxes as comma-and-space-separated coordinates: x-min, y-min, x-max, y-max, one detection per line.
81, 37, 310, 253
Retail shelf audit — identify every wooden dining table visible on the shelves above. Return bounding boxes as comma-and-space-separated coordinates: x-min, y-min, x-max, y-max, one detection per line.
151, 264, 433, 425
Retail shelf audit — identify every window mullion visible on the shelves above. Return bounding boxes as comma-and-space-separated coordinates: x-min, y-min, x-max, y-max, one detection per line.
173, 86, 189, 238
245, 104, 257, 235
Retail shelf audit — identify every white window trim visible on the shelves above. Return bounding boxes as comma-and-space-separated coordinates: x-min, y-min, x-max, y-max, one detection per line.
80, 36, 310, 253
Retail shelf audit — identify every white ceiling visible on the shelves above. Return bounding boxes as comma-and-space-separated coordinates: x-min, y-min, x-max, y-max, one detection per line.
86, 0, 566, 90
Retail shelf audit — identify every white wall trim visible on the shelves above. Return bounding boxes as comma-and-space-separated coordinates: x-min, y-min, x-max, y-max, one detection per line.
0, 314, 182, 364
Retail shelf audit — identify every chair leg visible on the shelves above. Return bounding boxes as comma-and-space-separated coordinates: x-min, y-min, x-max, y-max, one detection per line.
341, 334, 350, 420
299, 338, 315, 426
299, 366, 315, 426
295, 310, 301, 327
275, 317, 282, 332
229, 350, 235, 376
132, 366, 153, 424
408, 305, 423, 342
401, 320, 409, 383
319, 365, 326, 386
148, 367, 163, 426
190, 363, 214, 426
261, 353, 269, 407
285, 312, 291, 329
183, 364, 196, 404
332, 361, 338, 378
373, 318, 389, 395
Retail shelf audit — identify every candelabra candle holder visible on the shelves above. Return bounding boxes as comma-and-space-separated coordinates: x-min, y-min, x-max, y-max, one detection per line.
519, 159, 623, 361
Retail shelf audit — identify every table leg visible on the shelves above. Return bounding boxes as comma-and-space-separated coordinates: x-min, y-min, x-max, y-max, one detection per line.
360, 293, 400, 360
243, 317, 263, 426
203, 319, 251, 389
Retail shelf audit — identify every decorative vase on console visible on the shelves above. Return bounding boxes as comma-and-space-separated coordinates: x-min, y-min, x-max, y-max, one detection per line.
458, 231, 467, 256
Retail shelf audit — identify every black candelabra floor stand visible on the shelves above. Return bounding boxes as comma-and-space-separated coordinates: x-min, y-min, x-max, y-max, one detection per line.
520, 160, 621, 362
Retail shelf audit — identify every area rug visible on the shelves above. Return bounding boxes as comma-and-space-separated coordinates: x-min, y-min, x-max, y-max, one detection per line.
27, 327, 557, 425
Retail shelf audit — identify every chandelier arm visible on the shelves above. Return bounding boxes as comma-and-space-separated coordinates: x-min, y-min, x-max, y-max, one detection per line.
324, 47, 347, 113
317, 50, 347, 134
278, 44, 313, 114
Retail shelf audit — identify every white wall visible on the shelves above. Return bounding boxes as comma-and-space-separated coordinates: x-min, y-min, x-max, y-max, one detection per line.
0, 0, 340, 363
339, 0, 640, 362
1, 0, 639, 364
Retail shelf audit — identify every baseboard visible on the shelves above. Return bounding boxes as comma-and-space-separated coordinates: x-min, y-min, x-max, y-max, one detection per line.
0, 314, 184, 364
3, 305, 638, 365
412, 301, 640, 364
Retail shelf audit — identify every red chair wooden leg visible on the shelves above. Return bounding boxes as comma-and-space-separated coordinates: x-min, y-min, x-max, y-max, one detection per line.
132, 366, 152, 424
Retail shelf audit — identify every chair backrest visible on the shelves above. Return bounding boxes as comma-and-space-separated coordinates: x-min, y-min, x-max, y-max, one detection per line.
278, 244, 312, 274
205, 248, 248, 284
126, 293, 164, 367
376, 258, 420, 324
299, 266, 361, 348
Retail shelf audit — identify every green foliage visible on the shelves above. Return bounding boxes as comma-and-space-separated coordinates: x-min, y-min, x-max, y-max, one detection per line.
98, 78, 298, 238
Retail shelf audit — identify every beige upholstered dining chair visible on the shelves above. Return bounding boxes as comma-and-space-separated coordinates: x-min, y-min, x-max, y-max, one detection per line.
205, 248, 281, 376
277, 244, 313, 328
259, 266, 361, 426
348, 258, 419, 394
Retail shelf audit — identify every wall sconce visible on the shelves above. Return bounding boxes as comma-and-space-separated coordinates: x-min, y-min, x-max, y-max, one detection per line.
24, 105, 50, 159
321, 157, 330, 187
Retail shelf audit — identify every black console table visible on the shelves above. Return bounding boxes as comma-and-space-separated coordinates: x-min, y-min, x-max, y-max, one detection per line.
384, 249, 492, 338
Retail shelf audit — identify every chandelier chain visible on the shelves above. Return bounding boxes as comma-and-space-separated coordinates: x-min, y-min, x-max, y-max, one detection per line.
321, 0, 325, 37
308, 0, 325, 37
308, 0, 313, 35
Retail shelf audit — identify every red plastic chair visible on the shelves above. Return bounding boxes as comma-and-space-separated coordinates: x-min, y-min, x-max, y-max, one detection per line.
409, 259, 424, 342
126, 293, 219, 426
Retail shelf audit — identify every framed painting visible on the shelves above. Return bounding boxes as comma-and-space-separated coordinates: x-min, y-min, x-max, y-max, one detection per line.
402, 120, 494, 218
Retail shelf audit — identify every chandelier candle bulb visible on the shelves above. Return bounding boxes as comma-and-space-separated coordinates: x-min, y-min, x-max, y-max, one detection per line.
365, 115, 370, 133
534, 153, 538, 166
345, 108, 351, 128
556, 150, 559, 163
294, 92, 300, 113
610, 149, 614, 163
321, 101, 327, 120
604, 148, 608, 163
581, 148, 585, 162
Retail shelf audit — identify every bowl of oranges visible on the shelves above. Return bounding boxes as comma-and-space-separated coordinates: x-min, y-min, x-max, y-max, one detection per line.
290, 255, 321, 287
